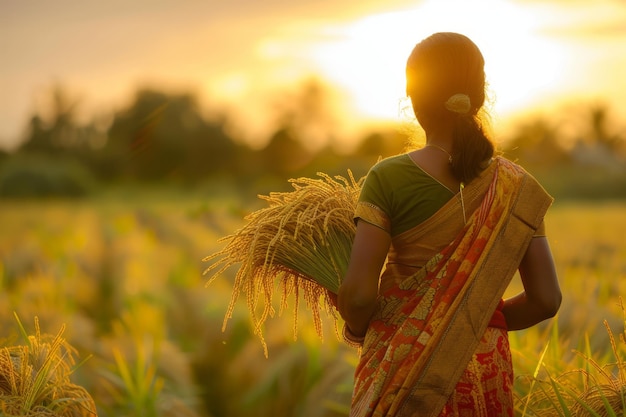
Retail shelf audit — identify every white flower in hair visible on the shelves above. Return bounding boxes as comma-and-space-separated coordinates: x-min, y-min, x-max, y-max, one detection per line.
444, 93, 471, 114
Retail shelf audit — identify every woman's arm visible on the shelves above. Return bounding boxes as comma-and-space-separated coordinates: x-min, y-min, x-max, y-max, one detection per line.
337, 220, 391, 338
503, 236, 562, 331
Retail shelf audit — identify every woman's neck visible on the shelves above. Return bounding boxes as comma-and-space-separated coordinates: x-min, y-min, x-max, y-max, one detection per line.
424, 126, 454, 152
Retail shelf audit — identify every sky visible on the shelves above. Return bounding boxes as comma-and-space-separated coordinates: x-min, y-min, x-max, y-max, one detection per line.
2, 0, 626, 151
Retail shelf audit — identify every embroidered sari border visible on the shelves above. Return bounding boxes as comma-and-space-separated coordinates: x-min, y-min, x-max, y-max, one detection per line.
355, 201, 392, 233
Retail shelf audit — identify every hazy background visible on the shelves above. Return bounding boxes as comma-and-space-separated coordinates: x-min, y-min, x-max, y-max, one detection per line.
1, 2, 626, 416
2, 0, 625, 202
2, 0, 626, 151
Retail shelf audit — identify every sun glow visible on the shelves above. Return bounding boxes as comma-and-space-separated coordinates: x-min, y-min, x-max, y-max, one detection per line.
306, 0, 571, 125
203, 0, 625, 149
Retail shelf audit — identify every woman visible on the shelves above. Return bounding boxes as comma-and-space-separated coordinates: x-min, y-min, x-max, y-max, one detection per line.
337, 32, 562, 417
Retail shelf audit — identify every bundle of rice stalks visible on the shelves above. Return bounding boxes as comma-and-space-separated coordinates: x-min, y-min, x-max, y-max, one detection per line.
203, 171, 363, 354
0, 314, 97, 417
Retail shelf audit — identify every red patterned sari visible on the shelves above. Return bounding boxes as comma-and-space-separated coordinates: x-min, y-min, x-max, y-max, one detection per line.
351, 157, 552, 417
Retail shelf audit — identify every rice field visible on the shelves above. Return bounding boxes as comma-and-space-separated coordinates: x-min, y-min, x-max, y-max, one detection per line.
0, 193, 624, 416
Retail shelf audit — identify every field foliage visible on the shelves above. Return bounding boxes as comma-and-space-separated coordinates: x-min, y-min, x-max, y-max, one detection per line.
0, 194, 625, 416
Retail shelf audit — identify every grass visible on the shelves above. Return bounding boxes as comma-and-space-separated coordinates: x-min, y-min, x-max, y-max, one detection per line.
0, 195, 624, 416
0, 314, 96, 416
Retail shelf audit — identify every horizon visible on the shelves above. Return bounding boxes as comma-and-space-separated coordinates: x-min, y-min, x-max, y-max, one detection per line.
2, 0, 626, 151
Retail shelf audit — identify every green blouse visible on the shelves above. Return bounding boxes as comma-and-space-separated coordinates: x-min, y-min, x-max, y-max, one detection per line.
357, 153, 455, 237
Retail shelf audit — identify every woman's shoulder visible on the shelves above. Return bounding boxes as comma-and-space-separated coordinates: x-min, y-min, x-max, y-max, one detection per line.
493, 155, 551, 196
494, 155, 533, 178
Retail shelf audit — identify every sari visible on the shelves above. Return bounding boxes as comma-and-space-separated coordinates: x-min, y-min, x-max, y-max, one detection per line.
350, 156, 553, 417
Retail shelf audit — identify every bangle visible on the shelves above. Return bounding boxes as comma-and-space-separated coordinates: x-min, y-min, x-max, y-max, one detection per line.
342, 324, 365, 347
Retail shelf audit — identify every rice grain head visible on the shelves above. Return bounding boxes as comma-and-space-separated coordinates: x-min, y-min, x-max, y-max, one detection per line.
0, 316, 97, 416
570, 383, 625, 416
204, 171, 363, 355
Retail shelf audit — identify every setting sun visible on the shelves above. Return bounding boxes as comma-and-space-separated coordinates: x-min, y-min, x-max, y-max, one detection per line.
305, 0, 572, 127
1, 0, 625, 150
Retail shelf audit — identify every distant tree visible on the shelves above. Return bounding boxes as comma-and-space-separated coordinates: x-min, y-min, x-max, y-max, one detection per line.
258, 126, 313, 177
587, 105, 623, 152
354, 129, 409, 160
0, 85, 102, 197
251, 78, 348, 180
306, 144, 355, 177
499, 105, 626, 200
103, 89, 239, 182
568, 105, 626, 168
267, 79, 339, 151
18, 85, 96, 155
21, 115, 53, 154
502, 118, 570, 166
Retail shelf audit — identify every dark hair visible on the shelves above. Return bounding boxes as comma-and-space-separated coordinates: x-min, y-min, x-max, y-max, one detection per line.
406, 32, 494, 183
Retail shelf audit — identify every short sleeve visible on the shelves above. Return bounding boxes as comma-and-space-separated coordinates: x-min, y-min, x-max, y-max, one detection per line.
354, 165, 392, 233
355, 202, 391, 233
352, 154, 456, 236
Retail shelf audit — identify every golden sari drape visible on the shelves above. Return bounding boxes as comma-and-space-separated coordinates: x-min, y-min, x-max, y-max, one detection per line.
351, 157, 553, 417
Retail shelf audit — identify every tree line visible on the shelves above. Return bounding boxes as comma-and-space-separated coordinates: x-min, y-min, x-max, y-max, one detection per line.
0, 82, 624, 199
